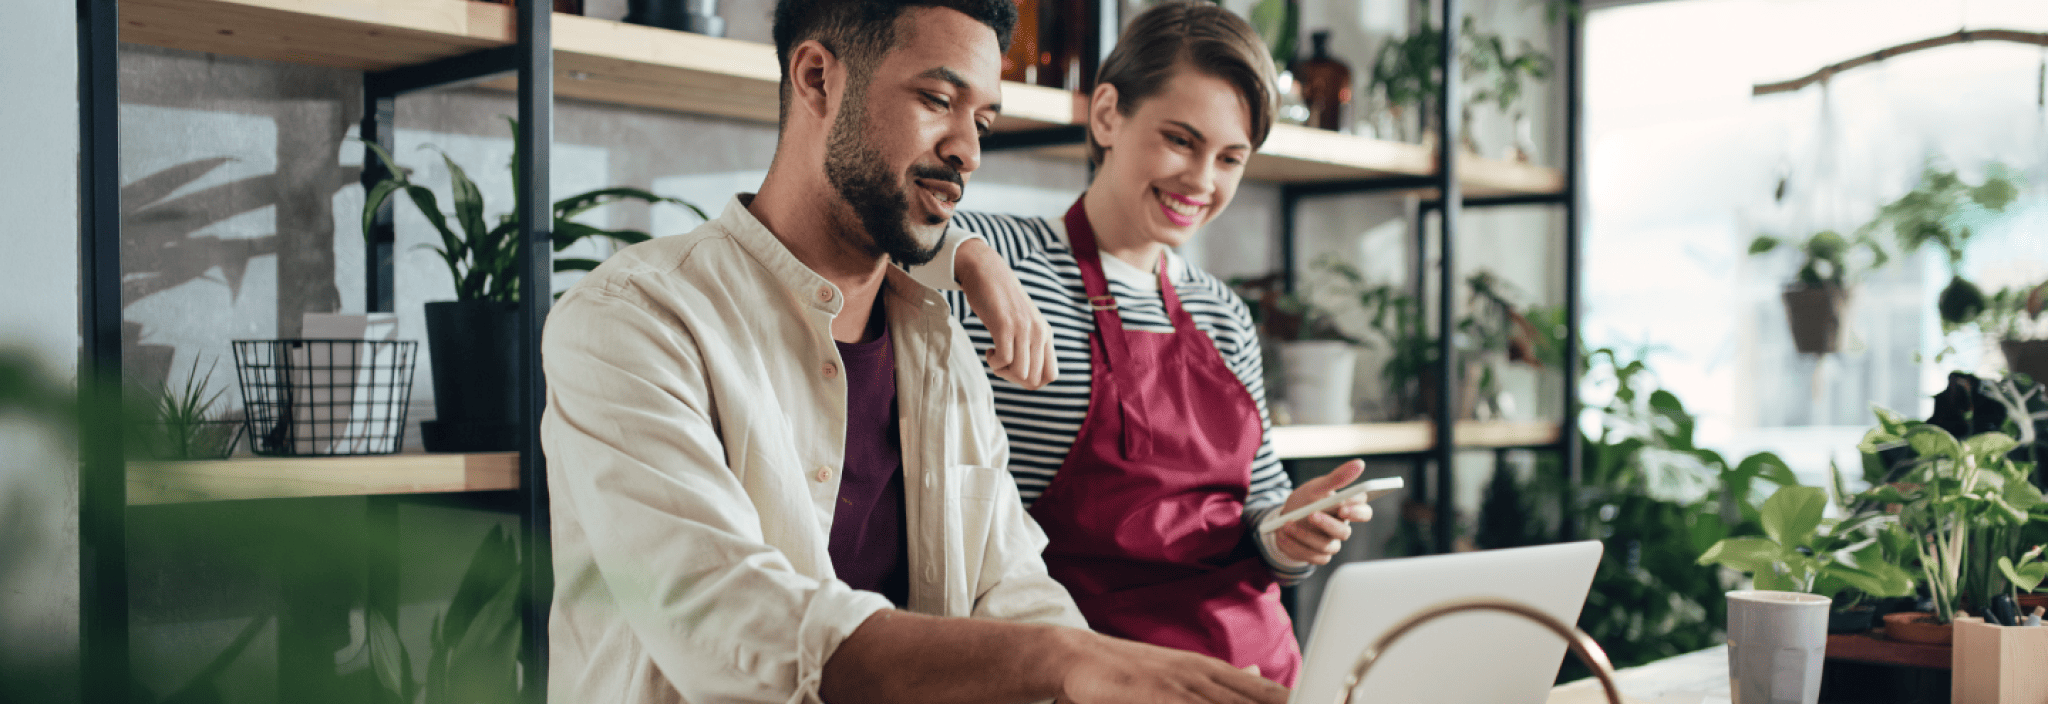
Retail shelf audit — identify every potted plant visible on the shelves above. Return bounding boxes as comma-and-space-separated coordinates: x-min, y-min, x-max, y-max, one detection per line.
1698, 484, 1916, 633
1747, 229, 1890, 355
1858, 162, 2019, 332
363, 119, 704, 451
1852, 403, 2043, 635
1232, 259, 1366, 425
1980, 280, 2048, 385
128, 356, 242, 461
1364, 15, 1550, 151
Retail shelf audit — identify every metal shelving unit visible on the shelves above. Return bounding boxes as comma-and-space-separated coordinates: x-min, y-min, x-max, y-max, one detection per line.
77, 0, 555, 696
1265, 0, 1584, 554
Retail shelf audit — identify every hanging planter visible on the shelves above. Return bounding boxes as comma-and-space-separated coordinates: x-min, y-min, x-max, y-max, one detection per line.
1749, 230, 1886, 356
1781, 284, 1848, 355
2003, 339, 2048, 386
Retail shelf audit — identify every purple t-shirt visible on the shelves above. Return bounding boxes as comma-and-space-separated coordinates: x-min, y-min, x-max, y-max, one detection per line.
827, 321, 910, 607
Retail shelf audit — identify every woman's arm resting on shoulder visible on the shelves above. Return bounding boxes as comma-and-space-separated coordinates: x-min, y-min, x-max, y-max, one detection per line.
955, 238, 1058, 390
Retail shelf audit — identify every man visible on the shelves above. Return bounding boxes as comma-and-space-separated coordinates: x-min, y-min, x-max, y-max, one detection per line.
540, 1, 1291, 702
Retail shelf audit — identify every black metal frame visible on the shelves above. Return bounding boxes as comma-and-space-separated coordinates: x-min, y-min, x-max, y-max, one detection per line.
82, 0, 555, 696
78, 0, 125, 700
1271, 0, 1585, 553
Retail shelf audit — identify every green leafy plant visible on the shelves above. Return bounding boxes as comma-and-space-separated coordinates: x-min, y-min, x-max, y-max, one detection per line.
368, 524, 524, 704
1978, 281, 2048, 341
1854, 407, 2043, 623
1366, 16, 1552, 128
1858, 162, 2020, 330
129, 356, 240, 461
1747, 229, 1890, 291
362, 118, 705, 303
1464, 347, 1800, 679
1998, 544, 2047, 597
1697, 485, 1915, 605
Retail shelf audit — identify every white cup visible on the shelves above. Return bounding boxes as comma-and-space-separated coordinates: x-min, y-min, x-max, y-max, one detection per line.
1726, 590, 1831, 704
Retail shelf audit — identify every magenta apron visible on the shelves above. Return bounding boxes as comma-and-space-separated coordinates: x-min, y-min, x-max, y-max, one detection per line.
1028, 198, 1301, 685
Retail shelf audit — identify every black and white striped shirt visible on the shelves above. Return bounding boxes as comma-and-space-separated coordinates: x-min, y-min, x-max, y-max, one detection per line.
940, 211, 1308, 580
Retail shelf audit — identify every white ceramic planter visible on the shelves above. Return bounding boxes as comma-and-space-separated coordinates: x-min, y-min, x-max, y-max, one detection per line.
1279, 340, 1358, 425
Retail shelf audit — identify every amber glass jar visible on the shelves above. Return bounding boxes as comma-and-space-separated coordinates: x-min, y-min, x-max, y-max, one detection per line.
1294, 30, 1352, 131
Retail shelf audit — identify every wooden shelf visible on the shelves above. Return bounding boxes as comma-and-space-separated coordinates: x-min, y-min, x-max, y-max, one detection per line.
120, 0, 1080, 129
1270, 420, 1561, 459
129, 452, 520, 505
119, 0, 1564, 191
1826, 631, 1951, 670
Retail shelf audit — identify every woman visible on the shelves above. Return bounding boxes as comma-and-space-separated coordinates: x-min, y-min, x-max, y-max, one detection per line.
917, 0, 1373, 686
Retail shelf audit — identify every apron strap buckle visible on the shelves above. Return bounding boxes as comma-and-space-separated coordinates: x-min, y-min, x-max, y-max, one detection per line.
1088, 295, 1118, 311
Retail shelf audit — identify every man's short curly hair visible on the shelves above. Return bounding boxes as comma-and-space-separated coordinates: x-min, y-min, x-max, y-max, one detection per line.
772, 0, 1018, 128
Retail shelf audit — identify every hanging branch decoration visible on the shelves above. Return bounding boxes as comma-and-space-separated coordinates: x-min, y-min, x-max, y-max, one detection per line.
1753, 29, 2048, 96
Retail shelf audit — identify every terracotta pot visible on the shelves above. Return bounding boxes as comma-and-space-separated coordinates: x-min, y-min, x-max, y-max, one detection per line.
1782, 285, 1847, 355
1882, 611, 1954, 645
2003, 339, 2048, 387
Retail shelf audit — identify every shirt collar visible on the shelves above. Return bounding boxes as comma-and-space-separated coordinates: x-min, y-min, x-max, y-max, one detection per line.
718, 193, 953, 326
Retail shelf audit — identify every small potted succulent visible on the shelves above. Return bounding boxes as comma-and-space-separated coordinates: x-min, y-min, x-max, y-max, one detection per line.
1747, 229, 1889, 355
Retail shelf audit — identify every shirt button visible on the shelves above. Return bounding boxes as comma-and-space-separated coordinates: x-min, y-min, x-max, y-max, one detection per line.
814, 465, 834, 483
816, 286, 833, 303
822, 362, 838, 378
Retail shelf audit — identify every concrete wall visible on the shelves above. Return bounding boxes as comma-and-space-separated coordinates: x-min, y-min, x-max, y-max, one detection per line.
0, 0, 81, 699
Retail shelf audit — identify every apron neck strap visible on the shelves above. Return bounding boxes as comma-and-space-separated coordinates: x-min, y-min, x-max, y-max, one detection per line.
1065, 198, 1134, 373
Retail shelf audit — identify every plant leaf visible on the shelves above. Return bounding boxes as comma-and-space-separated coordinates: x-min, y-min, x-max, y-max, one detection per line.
554, 258, 603, 273
1905, 425, 1964, 460
1963, 432, 2019, 460
367, 611, 410, 701
362, 179, 406, 244
438, 151, 490, 254
1762, 486, 1828, 548
1698, 536, 1784, 574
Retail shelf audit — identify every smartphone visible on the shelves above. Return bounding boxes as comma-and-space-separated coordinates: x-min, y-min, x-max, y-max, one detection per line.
1257, 476, 1405, 534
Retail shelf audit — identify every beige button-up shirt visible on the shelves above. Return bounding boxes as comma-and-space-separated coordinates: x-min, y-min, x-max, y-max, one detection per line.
541, 196, 1085, 704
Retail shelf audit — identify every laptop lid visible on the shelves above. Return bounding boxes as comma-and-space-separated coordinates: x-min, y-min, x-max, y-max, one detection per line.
1292, 540, 1605, 704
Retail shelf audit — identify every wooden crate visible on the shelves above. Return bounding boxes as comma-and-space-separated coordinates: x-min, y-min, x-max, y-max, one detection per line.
1953, 617, 2048, 704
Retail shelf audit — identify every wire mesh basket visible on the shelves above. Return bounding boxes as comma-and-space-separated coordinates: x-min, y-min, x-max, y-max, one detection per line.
231, 339, 418, 456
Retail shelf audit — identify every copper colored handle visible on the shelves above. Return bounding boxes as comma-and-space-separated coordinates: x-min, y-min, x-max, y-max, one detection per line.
1339, 597, 1624, 704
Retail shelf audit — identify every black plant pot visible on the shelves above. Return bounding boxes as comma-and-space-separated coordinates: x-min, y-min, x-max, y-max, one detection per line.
1828, 604, 1875, 634
1782, 285, 1847, 355
423, 300, 522, 452
624, 0, 724, 36
2004, 339, 2048, 388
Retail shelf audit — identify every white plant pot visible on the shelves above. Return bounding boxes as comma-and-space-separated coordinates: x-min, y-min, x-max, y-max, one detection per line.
1280, 341, 1358, 425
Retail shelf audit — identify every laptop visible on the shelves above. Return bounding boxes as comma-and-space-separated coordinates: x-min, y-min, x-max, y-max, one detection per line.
1292, 540, 1605, 704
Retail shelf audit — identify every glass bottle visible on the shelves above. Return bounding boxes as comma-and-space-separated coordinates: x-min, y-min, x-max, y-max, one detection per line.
1002, 0, 1040, 83
1294, 30, 1352, 132
1036, 0, 1092, 89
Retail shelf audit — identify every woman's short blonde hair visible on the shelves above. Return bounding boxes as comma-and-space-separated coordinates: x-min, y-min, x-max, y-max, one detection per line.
1087, 0, 1279, 166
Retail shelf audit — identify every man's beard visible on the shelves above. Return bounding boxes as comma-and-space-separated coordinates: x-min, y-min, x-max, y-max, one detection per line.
824, 82, 958, 267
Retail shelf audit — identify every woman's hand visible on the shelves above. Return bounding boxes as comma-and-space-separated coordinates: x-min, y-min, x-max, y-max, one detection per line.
957, 238, 1059, 390
1274, 459, 1375, 565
